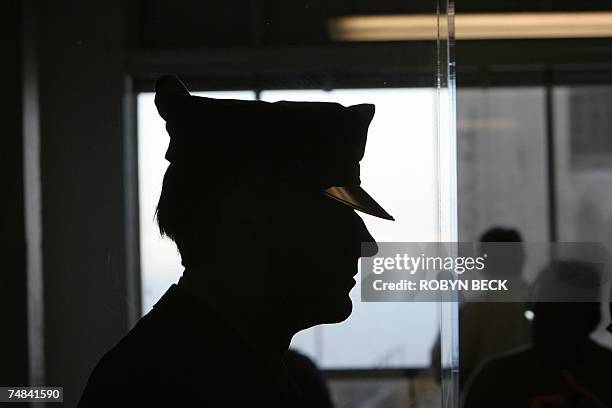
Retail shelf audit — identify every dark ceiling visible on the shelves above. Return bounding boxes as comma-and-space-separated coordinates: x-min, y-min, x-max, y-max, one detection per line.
131, 0, 612, 49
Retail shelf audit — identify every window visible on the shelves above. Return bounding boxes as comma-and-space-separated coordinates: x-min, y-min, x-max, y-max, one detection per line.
457, 87, 549, 282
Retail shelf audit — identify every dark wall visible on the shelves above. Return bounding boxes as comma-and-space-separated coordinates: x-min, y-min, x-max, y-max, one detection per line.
36, 1, 134, 406
0, 0, 29, 387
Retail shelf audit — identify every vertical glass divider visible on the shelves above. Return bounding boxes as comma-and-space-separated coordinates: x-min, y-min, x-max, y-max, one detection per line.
436, 0, 459, 407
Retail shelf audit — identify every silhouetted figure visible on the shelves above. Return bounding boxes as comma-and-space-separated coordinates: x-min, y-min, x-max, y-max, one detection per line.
431, 227, 531, 388
77, 75, 392, 407
463, 261, 612, 408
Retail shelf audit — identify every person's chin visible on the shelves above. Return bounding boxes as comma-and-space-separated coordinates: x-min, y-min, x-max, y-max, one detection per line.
296, 295, 353, 331
321, 295, 353, 324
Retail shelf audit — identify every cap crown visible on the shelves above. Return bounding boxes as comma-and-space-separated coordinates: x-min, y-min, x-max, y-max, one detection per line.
155, 77, 375, 190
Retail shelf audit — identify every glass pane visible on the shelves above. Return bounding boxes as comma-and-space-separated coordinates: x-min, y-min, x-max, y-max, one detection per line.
458, 88, 548, 243
455, 87, 548, 394
553, 85, 612, 348
456, 85, 612, 407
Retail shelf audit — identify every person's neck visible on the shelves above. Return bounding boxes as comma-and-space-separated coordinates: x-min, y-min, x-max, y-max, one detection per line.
178, 265, 293, 357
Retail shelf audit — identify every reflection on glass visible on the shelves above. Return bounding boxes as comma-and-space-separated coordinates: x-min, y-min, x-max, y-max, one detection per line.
457, 88, 549, 283
454, 88, 548, 392
553, 85, 612, 347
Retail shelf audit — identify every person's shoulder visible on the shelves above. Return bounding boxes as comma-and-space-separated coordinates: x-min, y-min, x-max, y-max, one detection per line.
79, 309, 185, 391
81, 315, 161, 384
78, 313, 214, 407
78, 288, 247, 407
77, 343, 150, 407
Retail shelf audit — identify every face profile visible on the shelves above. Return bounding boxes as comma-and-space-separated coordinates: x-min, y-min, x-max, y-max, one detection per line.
266, 190, 377, 327
152, 74, 395, 337
209, 183, 377, 330
152, 74, 391, 326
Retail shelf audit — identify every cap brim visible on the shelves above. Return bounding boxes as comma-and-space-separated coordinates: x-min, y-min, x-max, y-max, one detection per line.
324, 186, 395, 221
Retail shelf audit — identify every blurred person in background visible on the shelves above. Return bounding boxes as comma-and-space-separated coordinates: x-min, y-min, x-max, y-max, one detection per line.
431, 227, 531, 389
463, 260, 612, 408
